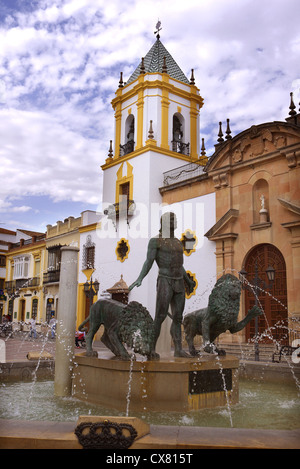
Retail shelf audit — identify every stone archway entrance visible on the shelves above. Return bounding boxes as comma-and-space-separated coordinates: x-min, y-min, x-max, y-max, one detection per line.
244, 244, 288, 345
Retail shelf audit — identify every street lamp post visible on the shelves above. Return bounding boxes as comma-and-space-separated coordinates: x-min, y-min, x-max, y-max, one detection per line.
83, 277, 100, 311
239, 261, 275, 361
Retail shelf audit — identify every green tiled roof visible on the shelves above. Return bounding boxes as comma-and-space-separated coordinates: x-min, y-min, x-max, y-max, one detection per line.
126, 38, 190, 85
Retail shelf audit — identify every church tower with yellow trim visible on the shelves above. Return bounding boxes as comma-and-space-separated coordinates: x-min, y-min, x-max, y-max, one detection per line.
96, 29, 210, 322
101, 31, 204, 209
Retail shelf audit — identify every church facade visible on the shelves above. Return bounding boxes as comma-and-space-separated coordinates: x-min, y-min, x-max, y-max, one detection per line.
161, 101, 300, 346
89, 34, 300, 349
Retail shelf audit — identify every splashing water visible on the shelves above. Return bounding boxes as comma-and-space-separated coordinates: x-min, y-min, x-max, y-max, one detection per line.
126, 329, 142, 417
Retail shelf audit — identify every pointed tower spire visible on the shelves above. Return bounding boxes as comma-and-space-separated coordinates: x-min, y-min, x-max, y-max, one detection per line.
119, 72, 123, 88
126, 35, 190, 85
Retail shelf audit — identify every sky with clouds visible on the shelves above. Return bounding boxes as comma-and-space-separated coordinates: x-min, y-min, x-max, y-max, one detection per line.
0, 0, 299, 233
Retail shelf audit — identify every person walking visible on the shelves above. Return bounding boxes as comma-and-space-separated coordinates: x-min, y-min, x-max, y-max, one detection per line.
49, 313, 56, 339
29, 315, 37, 339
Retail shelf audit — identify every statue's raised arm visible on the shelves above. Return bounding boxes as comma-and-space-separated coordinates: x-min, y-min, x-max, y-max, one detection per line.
129, 238, 158, 291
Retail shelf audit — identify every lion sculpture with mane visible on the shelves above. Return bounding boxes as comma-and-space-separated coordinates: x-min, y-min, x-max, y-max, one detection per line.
183, 273, 262, 356
78, 299, 154, 360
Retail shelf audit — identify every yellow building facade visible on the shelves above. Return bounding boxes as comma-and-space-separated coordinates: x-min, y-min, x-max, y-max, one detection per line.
43, 216, 81, 322
4, 233, 46, 325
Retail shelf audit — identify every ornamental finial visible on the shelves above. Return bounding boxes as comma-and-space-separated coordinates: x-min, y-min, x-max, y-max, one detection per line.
217, 122, 224, 143
289, 91, 296, 117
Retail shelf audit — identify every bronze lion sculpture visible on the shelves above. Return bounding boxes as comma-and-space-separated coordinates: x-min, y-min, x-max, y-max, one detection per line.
183, 273, 262, 356
78, 299, 154, 360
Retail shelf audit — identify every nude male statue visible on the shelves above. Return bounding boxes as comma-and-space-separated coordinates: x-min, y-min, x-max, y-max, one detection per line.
129, 212, 195, 359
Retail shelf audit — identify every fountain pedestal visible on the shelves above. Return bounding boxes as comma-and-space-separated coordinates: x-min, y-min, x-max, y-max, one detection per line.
72, 352, 239, 412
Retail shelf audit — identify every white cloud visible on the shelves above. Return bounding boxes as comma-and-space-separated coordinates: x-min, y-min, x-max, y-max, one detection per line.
0, 0, 299, 230
0, 199, 32, 214
0, 107, 103, 204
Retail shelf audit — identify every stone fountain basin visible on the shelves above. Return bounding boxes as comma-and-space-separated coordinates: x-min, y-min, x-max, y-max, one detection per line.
72, 351, 239, 412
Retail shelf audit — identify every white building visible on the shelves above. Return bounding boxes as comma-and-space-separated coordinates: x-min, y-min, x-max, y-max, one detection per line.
77, 36, 216, 337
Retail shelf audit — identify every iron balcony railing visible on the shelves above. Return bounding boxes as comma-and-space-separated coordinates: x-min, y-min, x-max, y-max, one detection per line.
163, 162, 205, 186
104, 200, 135, 218
5, 277, 40, 292
119, 140, 135, 157
43, 270, 60, 284
171, 140, 190, 156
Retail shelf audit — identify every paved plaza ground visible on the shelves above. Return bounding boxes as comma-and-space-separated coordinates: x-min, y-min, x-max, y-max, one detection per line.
1, 333, 104, 363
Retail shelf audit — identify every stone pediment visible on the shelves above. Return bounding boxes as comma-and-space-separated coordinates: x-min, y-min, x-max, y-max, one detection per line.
206, 121, 300, 173
278, 198, 300, 216
205, 209, 239, 241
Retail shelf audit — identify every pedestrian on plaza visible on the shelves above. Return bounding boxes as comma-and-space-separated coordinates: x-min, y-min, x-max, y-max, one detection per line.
49, 313, 56, 339
29, 315, 37, 339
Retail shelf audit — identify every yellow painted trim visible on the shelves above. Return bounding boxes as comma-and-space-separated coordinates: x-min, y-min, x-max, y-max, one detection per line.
190, 103, 199, 159
76, 283, 86, 329
181, 229, 198, 256
136, 89, 144, 150
101, 144, 197, 171
115, 162, 134, 205
185, 270, 198, 299
111, 76, 203, 114
113, 100, 122, 160
76, 282, 98, 329
161, 82, 170, 150
145, 138, 157, 147
79, 223, 98, 233
82, 268, 95, 281
5, 242, 46, 257
109, 73, 203, 160
116, 238, 130, 263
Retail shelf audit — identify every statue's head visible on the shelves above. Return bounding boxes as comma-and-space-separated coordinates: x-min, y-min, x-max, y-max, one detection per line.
208, 273, 241, 315
159, 212, 177, 237
118, 301, 155, 357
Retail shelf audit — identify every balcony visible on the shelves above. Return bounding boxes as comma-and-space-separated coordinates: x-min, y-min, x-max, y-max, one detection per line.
163, 162, 205, 186
104, 200, 135, 219
5, 277, 40, 295
43, 270, 60, 284
119, 140, 134, 157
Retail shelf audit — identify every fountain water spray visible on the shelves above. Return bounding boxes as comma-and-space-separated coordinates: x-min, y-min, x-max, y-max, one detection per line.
54, 246, 79, 397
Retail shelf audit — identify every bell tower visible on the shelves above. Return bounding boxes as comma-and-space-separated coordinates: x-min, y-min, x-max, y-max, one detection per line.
97, 27, 207, 322
101, 32, 204, 208
103, 36, 204, 168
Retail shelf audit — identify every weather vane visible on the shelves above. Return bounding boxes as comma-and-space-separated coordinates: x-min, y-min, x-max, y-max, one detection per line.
154, 20, 162, 39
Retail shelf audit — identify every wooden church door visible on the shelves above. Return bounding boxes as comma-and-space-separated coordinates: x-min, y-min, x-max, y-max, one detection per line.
244, 244, 288, 345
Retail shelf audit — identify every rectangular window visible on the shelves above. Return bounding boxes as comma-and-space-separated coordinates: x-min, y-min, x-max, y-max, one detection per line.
86, 246, 95, 269
32, 299, 38, 317
13, 256, 30, 279
47, 247, 61, 271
